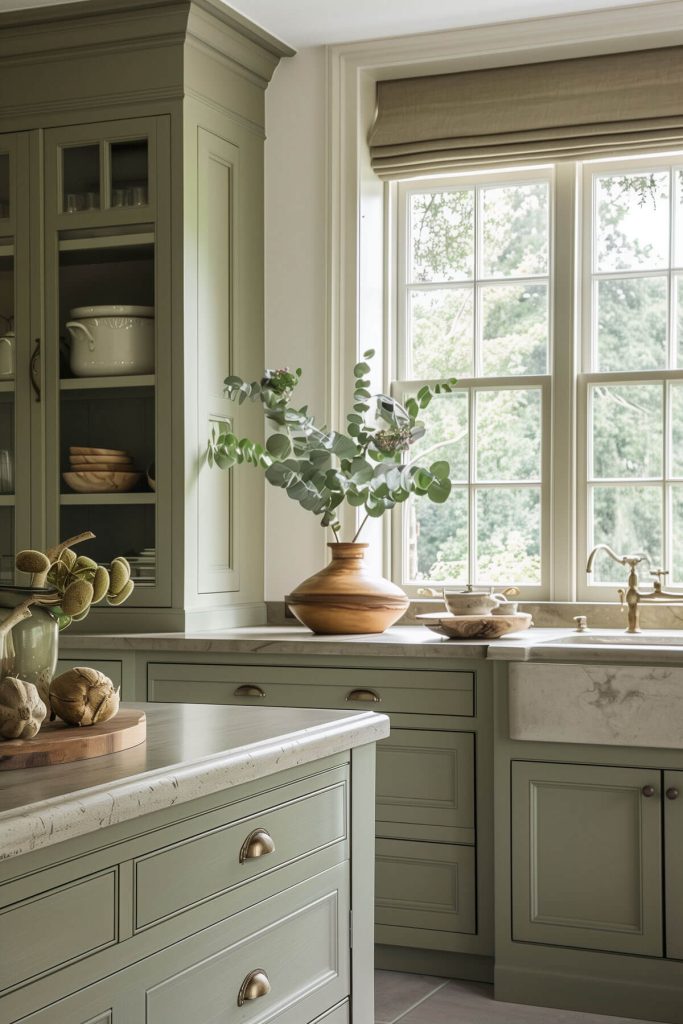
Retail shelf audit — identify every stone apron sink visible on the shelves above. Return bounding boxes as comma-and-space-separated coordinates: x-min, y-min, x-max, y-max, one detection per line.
509, 660, 683, 749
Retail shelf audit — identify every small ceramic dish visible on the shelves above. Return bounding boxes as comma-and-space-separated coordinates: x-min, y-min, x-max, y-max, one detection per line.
416, 611, 532, 639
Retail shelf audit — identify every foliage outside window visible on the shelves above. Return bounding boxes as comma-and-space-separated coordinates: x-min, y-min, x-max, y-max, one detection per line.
393, 155, 683, 598
394, 171, 550, 593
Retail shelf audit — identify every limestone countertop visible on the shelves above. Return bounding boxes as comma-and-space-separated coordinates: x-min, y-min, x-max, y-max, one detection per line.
57, 624, 491, 659
57, 623, 683, 666
0, 702, 389, 862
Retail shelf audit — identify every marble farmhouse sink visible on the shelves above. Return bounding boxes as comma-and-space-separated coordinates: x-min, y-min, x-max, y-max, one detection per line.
542, 632, 683, 647
509, 661, 683, 749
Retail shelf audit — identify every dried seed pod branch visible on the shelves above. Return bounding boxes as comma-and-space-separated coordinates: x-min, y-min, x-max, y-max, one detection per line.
33, 531, 96, 587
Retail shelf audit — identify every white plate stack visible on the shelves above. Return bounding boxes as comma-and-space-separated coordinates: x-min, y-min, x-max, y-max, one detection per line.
127, 548, 156, 584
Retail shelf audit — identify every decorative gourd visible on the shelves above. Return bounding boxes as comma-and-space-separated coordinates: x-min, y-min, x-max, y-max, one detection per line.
0, 677, 47, 740
49, 667, 120, 727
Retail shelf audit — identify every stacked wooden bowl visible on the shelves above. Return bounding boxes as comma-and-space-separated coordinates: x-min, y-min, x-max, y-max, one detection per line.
63, 447, 142, 493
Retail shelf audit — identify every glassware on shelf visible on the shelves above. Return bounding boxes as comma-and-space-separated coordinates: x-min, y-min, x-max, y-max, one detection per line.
65, 193, 86, 214
0, 450, 13, 494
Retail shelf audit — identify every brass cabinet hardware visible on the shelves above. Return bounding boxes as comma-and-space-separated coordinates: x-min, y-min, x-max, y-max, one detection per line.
667, 787, 680, 800
239, 827, 275, 863
234, 684, 266, 698
346, 688, 381, 702
29, 338, 40, 401
237, 968, 271, 1006
642, 785, 656, 798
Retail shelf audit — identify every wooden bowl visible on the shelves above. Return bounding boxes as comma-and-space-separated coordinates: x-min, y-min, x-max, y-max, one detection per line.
62, 471, 142, 493
69, 446, 128, 457
70, 454, 132, 465
68, 463, 134, 472
416, 612, 532, 639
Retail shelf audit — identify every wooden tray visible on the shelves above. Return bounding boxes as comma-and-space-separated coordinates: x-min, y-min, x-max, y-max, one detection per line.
0, 709, 146, 770
416, 611, 532, 639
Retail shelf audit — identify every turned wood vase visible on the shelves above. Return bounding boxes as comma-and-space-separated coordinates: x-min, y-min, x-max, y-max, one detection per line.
287, 543, 409, 635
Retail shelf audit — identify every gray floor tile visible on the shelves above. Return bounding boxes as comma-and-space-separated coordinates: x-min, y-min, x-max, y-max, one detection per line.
374, 969, 447, 1024
388, 978, 661, 1024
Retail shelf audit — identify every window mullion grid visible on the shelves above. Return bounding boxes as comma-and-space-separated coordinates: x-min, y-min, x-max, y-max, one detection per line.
468, 386, 477, 586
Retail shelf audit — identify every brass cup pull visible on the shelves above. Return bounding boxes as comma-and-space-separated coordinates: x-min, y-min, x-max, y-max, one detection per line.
240, 827, 275, 863
346, 688, 381, 703
642, 785, 656, 798
667, 787, 680, 800
234, 684, 266, 698
237, 968, 271, 1006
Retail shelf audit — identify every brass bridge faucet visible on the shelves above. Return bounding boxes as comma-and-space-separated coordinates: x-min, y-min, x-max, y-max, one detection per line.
586, 544, 683, 633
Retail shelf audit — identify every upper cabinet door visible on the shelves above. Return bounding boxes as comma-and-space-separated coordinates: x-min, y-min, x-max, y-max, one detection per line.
42, 117, 172, 611
511, 760, 663, 957
45, 118, 157, 229
0, 132, 32, 582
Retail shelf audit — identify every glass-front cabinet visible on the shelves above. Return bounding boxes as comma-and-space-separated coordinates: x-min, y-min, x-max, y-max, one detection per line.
0, 134, 31, 585
0, 0, 288, 631
42, 118, 170, 606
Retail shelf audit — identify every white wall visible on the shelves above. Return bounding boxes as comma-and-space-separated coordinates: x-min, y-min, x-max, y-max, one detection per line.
264, 47, 329, 600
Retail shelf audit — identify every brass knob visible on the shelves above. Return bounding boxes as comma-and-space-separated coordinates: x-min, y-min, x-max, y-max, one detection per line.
234, 685, 266, 698
239, 828, 275, 863
667, 787, 680, 800
237, 968, 271, 1006
642, 785, 656, 797
346, 688, 381, 702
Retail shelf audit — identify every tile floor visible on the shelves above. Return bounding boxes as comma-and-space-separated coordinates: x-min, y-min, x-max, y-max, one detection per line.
374, 971, 660, 1024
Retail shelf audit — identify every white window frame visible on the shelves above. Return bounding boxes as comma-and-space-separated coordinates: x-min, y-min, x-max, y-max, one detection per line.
577, 151, 683, 600
390, 166, 558, 600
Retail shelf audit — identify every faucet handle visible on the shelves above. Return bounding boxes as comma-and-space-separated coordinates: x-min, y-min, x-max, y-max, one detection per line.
652, 568, 669, 581
573, 615, 589, 633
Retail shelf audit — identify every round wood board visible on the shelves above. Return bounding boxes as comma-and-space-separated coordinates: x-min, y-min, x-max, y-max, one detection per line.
0, 709, 146, 771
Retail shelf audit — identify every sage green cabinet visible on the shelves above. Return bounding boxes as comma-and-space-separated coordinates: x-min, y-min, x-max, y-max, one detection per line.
142, 654, 493, 970
511, 760, 663, 956
665, 769, 683, 960
0, 0, 292, 630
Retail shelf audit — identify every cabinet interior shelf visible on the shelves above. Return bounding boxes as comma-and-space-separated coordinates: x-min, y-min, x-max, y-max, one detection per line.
60, 492, 156, 505
58, 231, 155, 253
60, 375, 155, 391
0, 381, 14, 393
0, 495, 14, 506
0, 243, 14, 259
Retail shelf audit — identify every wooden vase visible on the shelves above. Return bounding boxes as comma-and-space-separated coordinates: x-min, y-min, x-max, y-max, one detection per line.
287, 543, 409, 635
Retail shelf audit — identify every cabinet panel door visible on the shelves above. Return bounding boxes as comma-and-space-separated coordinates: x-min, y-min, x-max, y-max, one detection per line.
512, 761, 663, 956
665, 769, 683, 959
376, 730, 474, 843
375, 838, 475, 936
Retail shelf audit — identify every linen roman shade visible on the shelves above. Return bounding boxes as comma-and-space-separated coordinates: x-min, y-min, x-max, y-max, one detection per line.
369, 46, 683, 178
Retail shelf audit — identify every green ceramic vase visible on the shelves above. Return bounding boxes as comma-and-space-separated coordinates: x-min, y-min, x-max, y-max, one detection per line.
0, 586, 59, 706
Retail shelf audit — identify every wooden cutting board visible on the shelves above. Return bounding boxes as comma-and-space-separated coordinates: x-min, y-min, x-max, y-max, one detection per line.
0, 709, 146, 770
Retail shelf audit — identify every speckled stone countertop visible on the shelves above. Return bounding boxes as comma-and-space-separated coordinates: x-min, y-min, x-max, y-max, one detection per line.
58, 625, 491, 659
57, 623, 683, 665
0, 702, 389, 862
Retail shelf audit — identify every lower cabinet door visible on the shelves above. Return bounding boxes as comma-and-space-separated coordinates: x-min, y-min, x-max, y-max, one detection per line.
511, 760, 663, 956
375, 838, 476, 937
665, 769, 683, 959
376, 730, 475, 844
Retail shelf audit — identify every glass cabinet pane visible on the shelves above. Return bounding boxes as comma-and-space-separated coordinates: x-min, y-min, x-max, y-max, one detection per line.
110, 139, 148, 209
58, 239, 157, 587
0, 154, 9, 220
0, 249, 15, 582
62, 145, 100, 214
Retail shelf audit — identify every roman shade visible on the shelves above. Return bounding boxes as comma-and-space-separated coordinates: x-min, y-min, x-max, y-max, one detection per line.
369, 46, 683, 178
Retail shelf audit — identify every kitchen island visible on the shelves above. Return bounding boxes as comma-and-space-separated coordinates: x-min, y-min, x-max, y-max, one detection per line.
0, 702, 388, 1024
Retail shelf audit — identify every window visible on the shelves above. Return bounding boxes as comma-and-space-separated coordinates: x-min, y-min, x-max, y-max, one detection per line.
391, 152, 683, 599
393, 169, 551, 597
580, 156, 683, 593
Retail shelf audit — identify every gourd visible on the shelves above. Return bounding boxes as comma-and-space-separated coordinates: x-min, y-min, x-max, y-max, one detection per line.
0, 677, 47, 739
49, 667, 120, 727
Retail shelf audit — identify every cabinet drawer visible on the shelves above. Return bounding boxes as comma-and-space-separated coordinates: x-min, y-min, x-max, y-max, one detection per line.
375, 839, 476, 936
0, 869, 117, 994
144, 863, 349, 1024
376, 730, 474, 843
148, 661, 474, 717
134, 773, 347, 929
